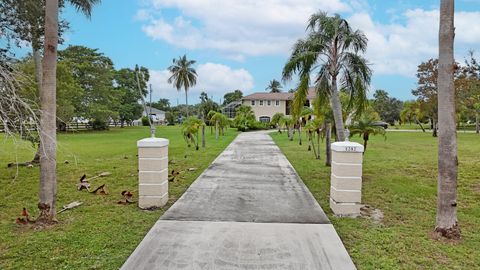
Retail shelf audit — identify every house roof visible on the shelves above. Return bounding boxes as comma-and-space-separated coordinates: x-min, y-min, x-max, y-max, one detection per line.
242, 92, 293, 100
223, 100, 242, 109
242, 88, 317, 101
145, 106, 165, 115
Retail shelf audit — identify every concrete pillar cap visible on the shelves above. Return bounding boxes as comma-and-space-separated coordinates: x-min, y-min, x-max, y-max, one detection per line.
137, 137, 169, 148
331, 141, 364, 153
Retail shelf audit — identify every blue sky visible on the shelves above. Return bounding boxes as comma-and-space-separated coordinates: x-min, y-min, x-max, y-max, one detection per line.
24, 0, 480, 104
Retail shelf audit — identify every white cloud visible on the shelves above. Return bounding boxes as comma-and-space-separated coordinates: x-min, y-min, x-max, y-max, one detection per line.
134, 9, 153, 21
140, 0, 351, 59
149, 62, 254, 103
139, 1, 480, 79
348, 9, 480, 77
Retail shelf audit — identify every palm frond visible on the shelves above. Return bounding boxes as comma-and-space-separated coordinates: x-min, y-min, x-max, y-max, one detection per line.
67, 0, 101, 18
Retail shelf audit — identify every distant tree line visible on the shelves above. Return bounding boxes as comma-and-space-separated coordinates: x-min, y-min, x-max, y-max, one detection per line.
15, 45, 149, 130
371, 52, 480, 136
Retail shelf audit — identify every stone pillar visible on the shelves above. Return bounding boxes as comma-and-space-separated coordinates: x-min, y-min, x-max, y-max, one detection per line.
137, 138, 169, 209
329, 141, 364, 217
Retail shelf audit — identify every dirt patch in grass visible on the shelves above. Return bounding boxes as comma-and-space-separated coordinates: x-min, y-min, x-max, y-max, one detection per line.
361, 205, 384, 224
472, 183, 480, 193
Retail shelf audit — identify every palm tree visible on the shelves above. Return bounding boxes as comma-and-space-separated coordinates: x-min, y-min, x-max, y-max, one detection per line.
266, 79, 282, 93
297, 106, 313, 145
38, 0, 100, 223
349, 118, 386, 153
436, 0, 459, 239
400, 100, 426, 132
282, 116, 295, 141
304, 119, 322, 159
210, 112, 228, 140
324, 121, 332, 166
168, 55, 197, 116
271, 113, 285, 133
181, 116, 204, 150
283, 11, 371, 142
233, 105, 255, 131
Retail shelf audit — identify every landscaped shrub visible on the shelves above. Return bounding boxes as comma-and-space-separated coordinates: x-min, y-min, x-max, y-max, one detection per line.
141, 116, 150, 126
249, 121, 269, 130
91, 119, 109, 130
165, 112, 176, 125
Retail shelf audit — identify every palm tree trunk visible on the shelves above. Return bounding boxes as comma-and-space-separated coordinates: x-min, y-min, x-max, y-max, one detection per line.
415, 118, 426, 132
32, 43, 43, 164
363, 133, 369, 154
195, 131, 199, 150
310, 134, 318, 159
307, 131, 315, 151
325, 122, 332, 166
298, 124, 302, 145
316, 130, 320, 159
185, 89, 189, 116
38, 0, 58, 223
201, 124, 205, 148
475, 112, 479, 134
436, 0, 459, 239
215, 122, 219, 140
330, 77, 346, 141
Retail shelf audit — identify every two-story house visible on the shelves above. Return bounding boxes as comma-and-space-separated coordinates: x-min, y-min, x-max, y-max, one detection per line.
241, 88, 316, 122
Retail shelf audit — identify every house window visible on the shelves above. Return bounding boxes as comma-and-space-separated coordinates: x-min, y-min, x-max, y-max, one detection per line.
251, 100, 255, 106
259, 116, 271, 123
267, 100, 271, 106
275, 100, 280, 106
259, 100, 264, 106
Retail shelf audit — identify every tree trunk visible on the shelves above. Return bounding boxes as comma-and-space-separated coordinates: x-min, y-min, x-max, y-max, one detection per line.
363, 133, 369, 154
195, 131, 199, 150
215, 122, 219, 140
415, 118, 426, 132
316, 130, 320, 160
57, 121, 66, 132
310, 133, 317, 159
432, 119, 438, 137
32, 146, 41, 164
32, 42, 43, 165
202, 123, 205, 148
436, 0, 459, 239
185, 89, 189, 116
38, 0, 59, 223
307, 132, 312, 151
325, 122, 332, 166
298, 124, 302, 145
330, 78, 346, 141
476, 112, 479, 134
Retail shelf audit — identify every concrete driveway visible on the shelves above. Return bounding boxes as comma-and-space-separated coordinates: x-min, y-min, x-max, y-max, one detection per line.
121, 131, 356, 270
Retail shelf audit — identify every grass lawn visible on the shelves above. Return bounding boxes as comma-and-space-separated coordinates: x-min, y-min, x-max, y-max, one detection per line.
390, 123, 478, 132
271, 131, 480, 269
0, 126, 238, 270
